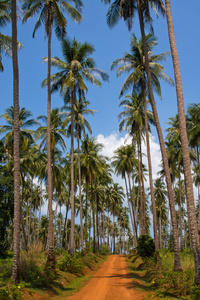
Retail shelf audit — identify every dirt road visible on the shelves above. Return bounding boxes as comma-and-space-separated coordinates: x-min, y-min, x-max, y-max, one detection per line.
67, 255, 147, 300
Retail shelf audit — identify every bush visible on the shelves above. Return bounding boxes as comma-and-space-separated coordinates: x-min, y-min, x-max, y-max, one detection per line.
136, 234, 155, 258
0, 286, 21, 300
20, 250, 54, 288
57, 253, 84, 275
156, 269, 194, 296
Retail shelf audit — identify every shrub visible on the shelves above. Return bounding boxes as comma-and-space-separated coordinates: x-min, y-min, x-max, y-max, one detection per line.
191, 285, 200, 300
57, 253, 84, 275
20, 249, 54, 288
136, 234, 155, 258
0, 286, 22, 300
156, 269, 194, 296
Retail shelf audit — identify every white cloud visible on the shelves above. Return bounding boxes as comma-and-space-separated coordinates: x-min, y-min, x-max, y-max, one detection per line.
96, 132, 162, 184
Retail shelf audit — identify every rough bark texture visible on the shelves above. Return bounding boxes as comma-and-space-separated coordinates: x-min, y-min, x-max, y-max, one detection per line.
12, 0, 21, 283
141, 75, 159, 252
137, 0, 182, 271
77, 132, 84, 249
46, 12, 55, 270
70, 89, 75, 256
165, 0, 200, 282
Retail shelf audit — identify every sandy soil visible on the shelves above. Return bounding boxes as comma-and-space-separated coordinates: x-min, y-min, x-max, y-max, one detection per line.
67, 255, 147, 300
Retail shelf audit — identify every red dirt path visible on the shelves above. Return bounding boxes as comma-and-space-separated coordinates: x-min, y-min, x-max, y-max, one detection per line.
67, 255, 148, 300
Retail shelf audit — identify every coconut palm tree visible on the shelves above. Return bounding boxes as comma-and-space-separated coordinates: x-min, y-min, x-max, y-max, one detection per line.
112, 32, 172, 254
110, 183, 124, 253
118, 92, 153, 235
0, 0, 22, 72
61, 96, 96, 249
22, 0, 83, 266
36, 108, 67, 191
80, 135, 105, 249
112, 144, 138, 244
154, 177, 167, 248
0, 106, 38, 155
164, 0, 200, 283
43, 38, 108, 256
11, 0, 20, 282
102, 0, 182, 272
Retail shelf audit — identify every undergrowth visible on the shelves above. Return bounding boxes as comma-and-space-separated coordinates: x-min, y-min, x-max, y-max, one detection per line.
0, 244, 108, 300
127, 249, 200, 300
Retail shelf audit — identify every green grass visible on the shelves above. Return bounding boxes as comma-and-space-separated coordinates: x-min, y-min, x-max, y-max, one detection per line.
0, 248, 108, 300
126, 250, 197, 300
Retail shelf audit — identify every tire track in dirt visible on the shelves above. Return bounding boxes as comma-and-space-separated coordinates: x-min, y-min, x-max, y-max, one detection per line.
67, 255, 147, 300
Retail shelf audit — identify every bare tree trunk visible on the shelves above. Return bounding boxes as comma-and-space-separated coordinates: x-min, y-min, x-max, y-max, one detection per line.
70, 88, 75, 256
46, 12, 55, 269
77, 131, 84, 249
37, 182, 42, 243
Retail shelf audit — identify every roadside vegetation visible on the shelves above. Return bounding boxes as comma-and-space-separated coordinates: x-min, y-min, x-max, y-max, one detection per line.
0, 244, 108, 300
126, 235, 200, 300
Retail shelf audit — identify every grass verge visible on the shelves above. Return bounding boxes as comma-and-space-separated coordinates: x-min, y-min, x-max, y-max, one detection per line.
0, 246, 108, 300
126, 250, 200, 300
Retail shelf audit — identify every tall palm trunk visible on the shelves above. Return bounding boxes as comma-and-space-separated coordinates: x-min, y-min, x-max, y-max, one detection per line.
127, 173, 138, 243
125, 175, 137, 245
46, 12, 55, 269
137, 133, 143, 235
12, 0, 20, 283
165, 0, 200, 282
142, 73, 159, 250
107, 209, 110, 251
139, 132, 146, 234
178, 173, 183, 249
77, 128, 84, 249
70, 88, 75, 256
113, 204, 116, 253
85, 180, 89, 248
102, 203, 105, 247
141, 74, 159, 253
137, 0, 182, 271
37, 181, 42, 243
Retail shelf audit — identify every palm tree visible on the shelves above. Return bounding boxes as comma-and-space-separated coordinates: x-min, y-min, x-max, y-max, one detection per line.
154, 177, 167, 248
102, 0, 182, 272
187, 103, 200, 229
164, 1, 200, 282
43, 38, 108, 256
61, 97, 96, 249
112, 144, 138, 244
112, 32, 172, 254
36, 108, 67, 192
0, 106, 38, 155
22, 0, 83, 267
11, 0, 20, 282
0, 0, 22, 72
118, 92, 153, 235
81, 135, 105, 249
110, 183, 124, 253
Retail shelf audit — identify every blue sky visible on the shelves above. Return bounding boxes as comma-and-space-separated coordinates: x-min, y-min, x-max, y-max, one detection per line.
1, 0, 200, 151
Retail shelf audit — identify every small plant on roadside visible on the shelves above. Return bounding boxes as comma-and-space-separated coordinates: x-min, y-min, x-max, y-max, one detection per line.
57, 252, 84, 275
156, 269, 194, 296
0, 285, 22, 300
191, 285, 200, 300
